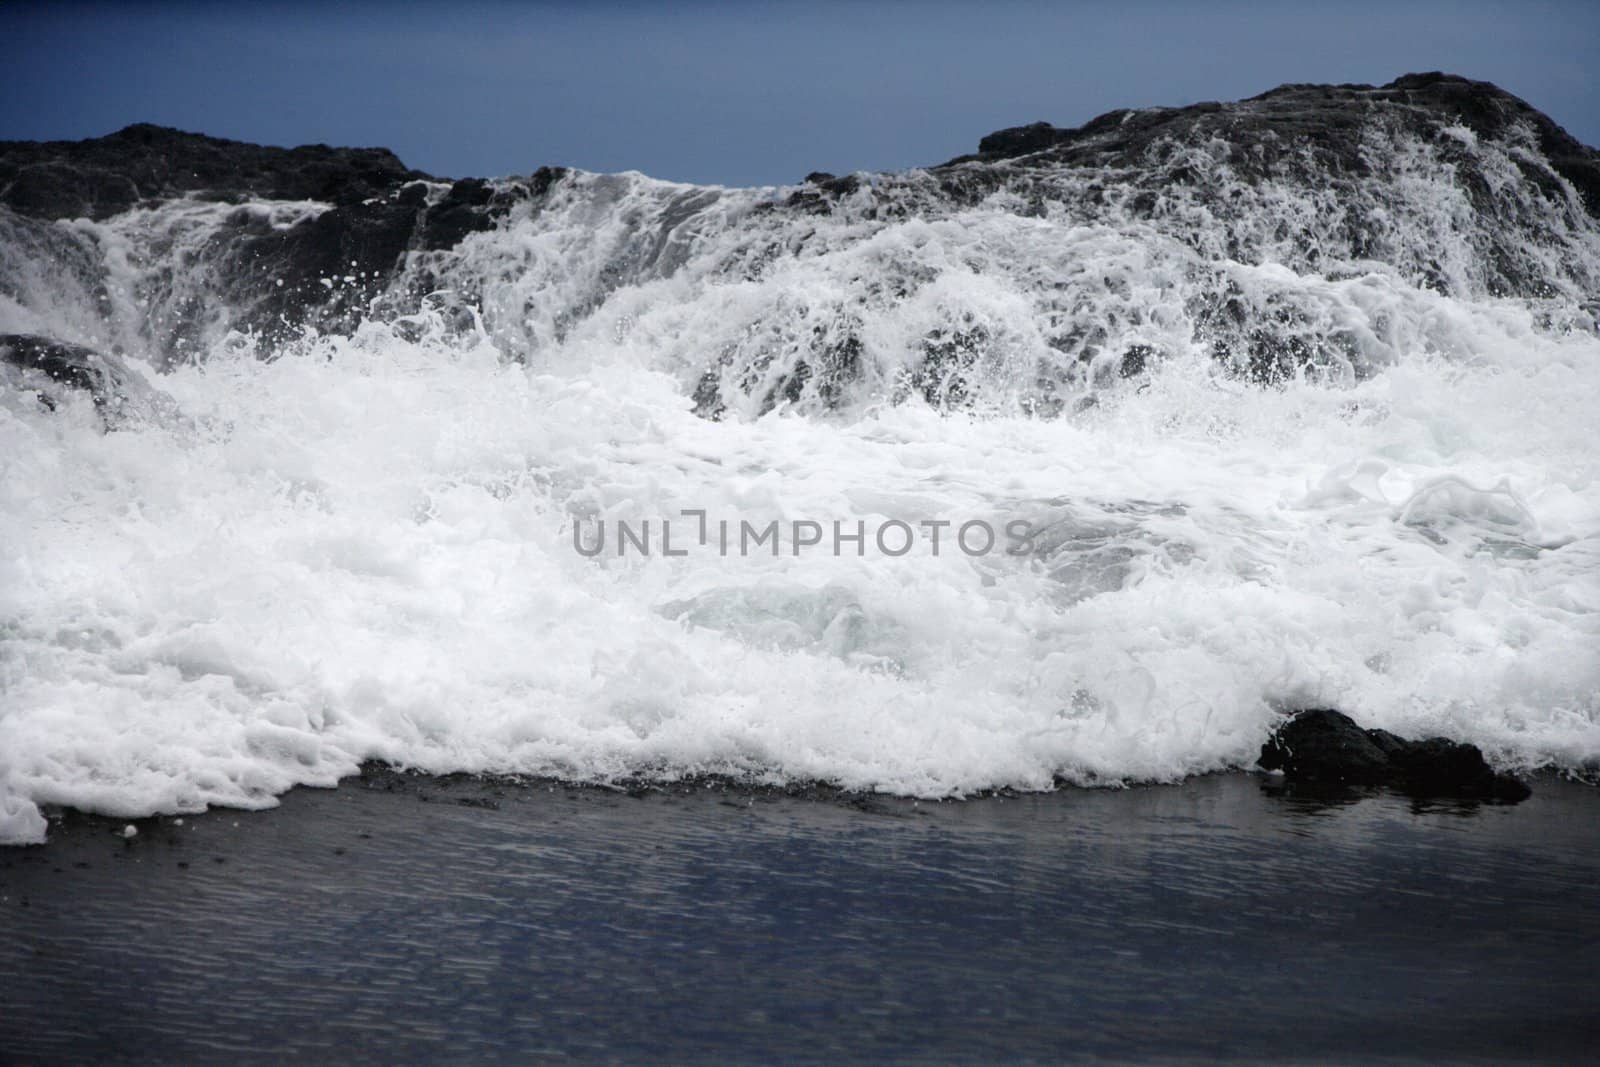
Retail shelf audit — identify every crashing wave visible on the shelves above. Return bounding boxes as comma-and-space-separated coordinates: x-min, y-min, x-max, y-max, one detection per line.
1, 73, 1597, 843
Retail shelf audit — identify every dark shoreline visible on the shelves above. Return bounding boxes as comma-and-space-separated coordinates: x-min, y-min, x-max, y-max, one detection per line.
5, 768, 1599, 1063
6, 751, 1564, 841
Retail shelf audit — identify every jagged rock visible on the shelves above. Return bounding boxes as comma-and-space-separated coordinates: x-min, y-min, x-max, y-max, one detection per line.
934, 72, 1600, 312
976, 120, 1079, 159
1259, 708, 1532, 802
949, 73, 1600, 219
2, 74, 1596, 401
1258, 709, 1393, 784
1388, 738, 1530, 800
0, 333, 176, 426
784, 171, 864, 214
0, 127, 575, 355
219, 196, 429, 344
0, 123, 428, 221
419, 177, 496, 249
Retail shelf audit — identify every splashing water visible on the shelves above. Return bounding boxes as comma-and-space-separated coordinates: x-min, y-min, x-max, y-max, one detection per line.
2, 110, 1599, 843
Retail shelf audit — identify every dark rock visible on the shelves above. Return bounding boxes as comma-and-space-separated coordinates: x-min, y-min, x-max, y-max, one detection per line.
1258, 708, 1393, 784
525, 165, 568, 199
2, 162, 140, 219
978, 119, 1085, 158
1, 126, 577, 359
4, 72, 1596, 397
936, 73, 1600, 307
208, 171, 558, 348
0, 333, 176, 425
1365, 728, 1409, 758
1, 333, 114, 398
1260, 708, 1531, 802
221, 196, 427, 344
730, 72, 1598, 410
1388, 738, 1532, 801
785, 171, 863, 213
396, 181, 431, 208
949, 73, 1600, 219
1386, 72, 1600, 215
0, 123, 429, 221
419, 177, 498, 250
1118, 344, 1154, 380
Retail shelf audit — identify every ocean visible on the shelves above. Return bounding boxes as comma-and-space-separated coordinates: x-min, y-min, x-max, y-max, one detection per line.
2, 78, 1598, 845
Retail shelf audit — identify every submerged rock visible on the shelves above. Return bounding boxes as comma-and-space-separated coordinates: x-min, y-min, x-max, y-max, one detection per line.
1259, 708, 1532, 801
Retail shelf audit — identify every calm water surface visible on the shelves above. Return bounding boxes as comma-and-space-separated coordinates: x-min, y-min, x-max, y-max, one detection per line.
3, 773, 1598, 1063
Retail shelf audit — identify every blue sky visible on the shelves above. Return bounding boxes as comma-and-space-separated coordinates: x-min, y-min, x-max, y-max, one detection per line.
2, 1, 1595, 187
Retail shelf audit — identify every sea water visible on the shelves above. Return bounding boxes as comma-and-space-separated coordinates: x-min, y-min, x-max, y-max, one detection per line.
3, 128, 1598, 844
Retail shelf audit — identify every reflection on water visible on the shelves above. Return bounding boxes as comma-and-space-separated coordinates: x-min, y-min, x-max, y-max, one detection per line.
3, 773, 1598, 1062
1257, 776, 1528, 818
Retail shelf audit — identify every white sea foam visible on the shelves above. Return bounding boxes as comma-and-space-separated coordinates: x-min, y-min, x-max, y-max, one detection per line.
3, 136, 1599, 843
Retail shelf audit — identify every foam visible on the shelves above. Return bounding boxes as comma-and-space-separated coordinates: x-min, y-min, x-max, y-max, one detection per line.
3, 122, 1599, 842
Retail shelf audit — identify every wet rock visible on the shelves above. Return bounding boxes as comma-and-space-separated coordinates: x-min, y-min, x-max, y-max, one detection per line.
1, 161, 140, 219
1388, 738, 1532, 801
4, 73, 1596, 393
2, 333, 118, 398
220, 196, 427, 344
419, 177, 497, 250
785, 171, 863, 213
938, 72, 1600, 304
950, 73, 1599, 219
0, 128, 581, 360
0, 333, 177, 426
1258, 709, 1393, 785
1259, 708, 1531, 801
0, 123, 427, 221
977, 119, 1087, 158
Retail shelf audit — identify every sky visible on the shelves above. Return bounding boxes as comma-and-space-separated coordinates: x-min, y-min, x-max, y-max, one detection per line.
2, 1, 1596, 187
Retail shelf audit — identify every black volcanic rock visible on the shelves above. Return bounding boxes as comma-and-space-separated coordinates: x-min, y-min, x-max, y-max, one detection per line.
0, 333, 116, 398
978, 119, 1099, 158
936, 72, 1600, 312
221, 196, 431, 344
2, 73, 1595, 399
1260, 708, 1531, 801
0, 333, 175, 425
1258, 709, 1393, 784
949, 73, 1600, 217
0, 126, 448, 350
785, 171, 864, 214
2, 161, 141, 219
0, 124, 429, 221
229, 169, 556, 342
0, 125, 576, 354
1385, 72, 1600, 213
419, 177, 496, 249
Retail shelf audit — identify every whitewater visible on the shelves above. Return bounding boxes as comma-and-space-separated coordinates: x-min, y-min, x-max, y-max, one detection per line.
3, 103, 1599, 844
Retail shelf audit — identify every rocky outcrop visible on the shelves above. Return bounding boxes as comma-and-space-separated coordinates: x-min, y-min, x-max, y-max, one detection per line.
204, 170, 561, 346
0, 123, 427, 221
0, 333, 176, 426
732, 71, 1600, 408
945, 73, 1600, 220
2, 72, 1596, 407
930, 74, 1600, 311
0, 125, 570, 350
1259, 708, 1532, 802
